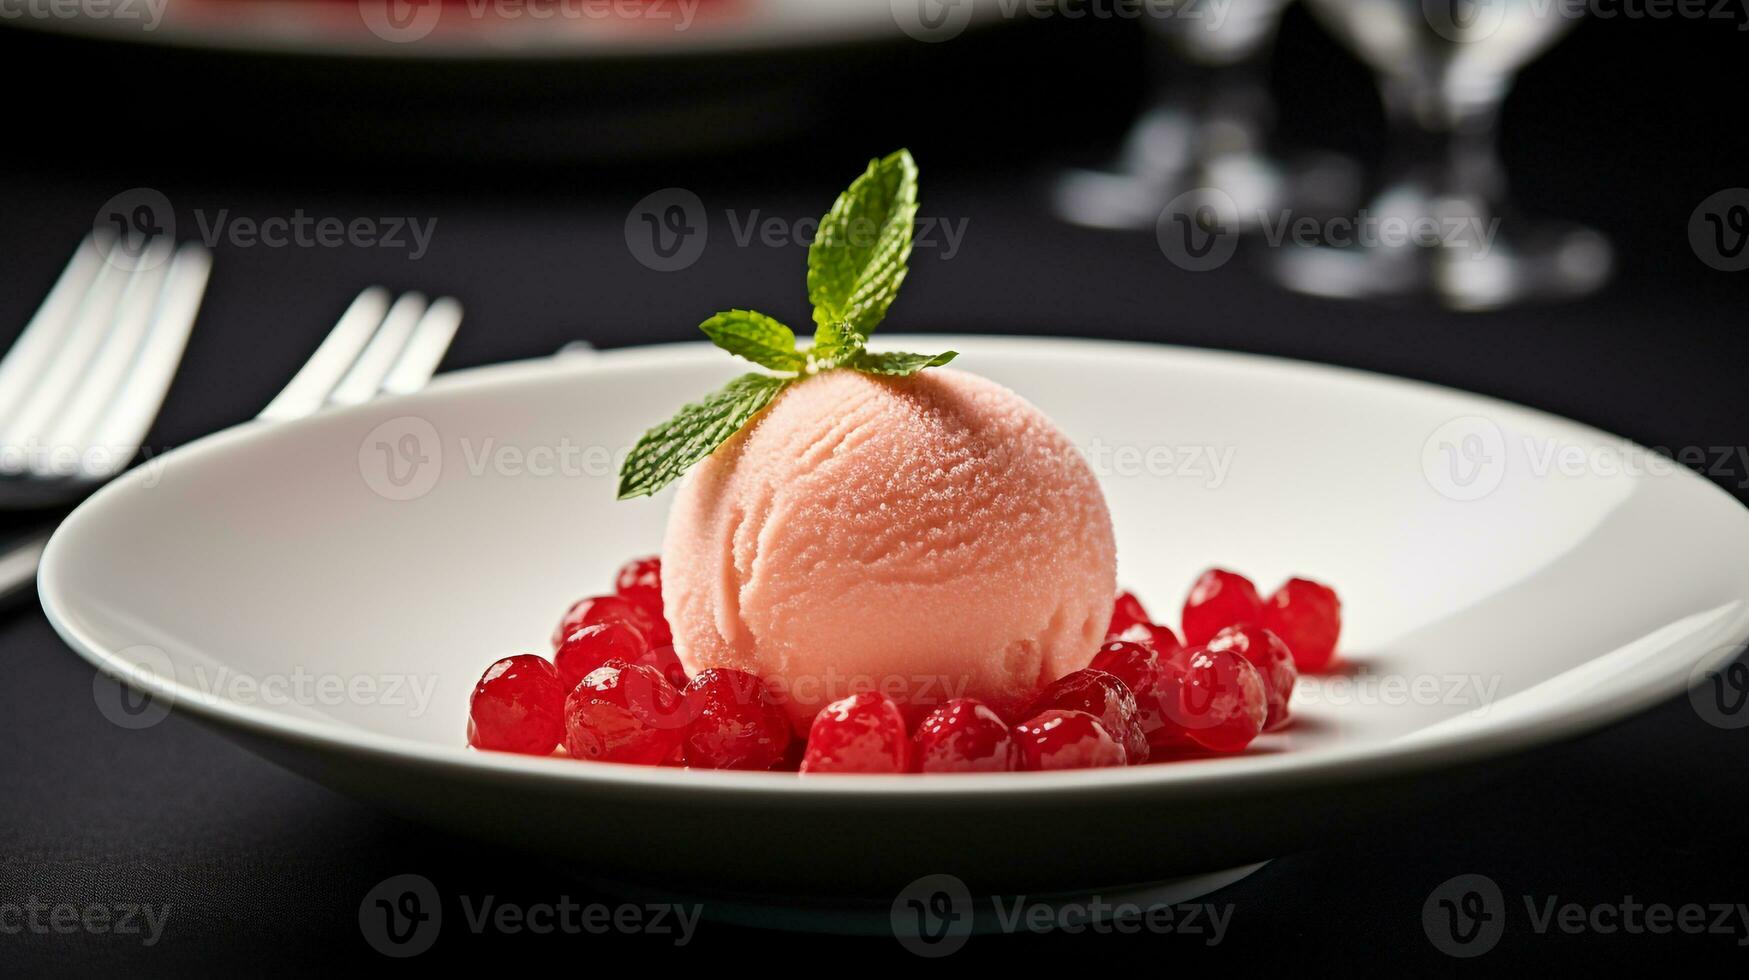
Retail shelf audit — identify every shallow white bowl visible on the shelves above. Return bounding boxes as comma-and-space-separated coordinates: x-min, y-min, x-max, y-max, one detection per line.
41, 337, 1749, 908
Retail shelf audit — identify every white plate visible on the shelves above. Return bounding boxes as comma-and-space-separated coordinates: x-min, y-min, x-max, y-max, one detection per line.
40, 337, 1749, 907
6, 0, 999, 59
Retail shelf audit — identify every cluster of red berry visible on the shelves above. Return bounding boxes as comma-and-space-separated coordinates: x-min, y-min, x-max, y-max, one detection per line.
466, 559, 1341, 774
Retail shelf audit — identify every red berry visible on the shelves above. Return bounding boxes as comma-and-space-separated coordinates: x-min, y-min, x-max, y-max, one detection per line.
553, 622, 647, 690
1107, 620, 1185, 665
1014, 709, 1127, 769
551, 594, 662, 651
1172, 647, 1267, 753
612, 556, 673, 649
1206, 624, 1297, 731
1027, 668, 1148, 764
1108, 590, 1151, 637
680, 668, 793, 771
914, 699, 1018, 773
1181, 568, 1264, 646
1088, 640, 1155, 693
1089, 640, 1190, 760
1263, 577, 1342, 672
468, 654, 566, 755
649, 644, 686, 688
799, 692, 911, 774
563, 659, 689, 765
613, 555, 663, 613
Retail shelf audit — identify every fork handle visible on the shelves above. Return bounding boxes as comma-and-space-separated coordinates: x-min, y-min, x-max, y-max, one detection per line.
0, 530, 51, 606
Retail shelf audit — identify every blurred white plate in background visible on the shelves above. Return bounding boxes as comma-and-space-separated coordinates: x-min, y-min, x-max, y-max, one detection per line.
4, 0, 1004, 59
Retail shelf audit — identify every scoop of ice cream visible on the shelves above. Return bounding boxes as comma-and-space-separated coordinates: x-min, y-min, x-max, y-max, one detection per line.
661, 367, 1117, 732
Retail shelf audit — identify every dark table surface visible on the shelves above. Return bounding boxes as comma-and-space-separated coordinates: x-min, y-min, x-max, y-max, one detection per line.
2, 9, 1747, 974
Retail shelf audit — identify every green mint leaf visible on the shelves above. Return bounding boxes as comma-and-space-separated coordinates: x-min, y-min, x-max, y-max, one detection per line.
811, 321, 849, 354
850, 349, 958, 376
809, 326, 868, 370
699, 310, 806, 372
807, 149, 918, 343
617, 373, 791, 499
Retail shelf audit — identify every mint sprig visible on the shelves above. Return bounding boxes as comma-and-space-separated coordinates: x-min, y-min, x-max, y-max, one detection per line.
849, 349, 958, 376
615, 373, 791, 500
699, 310, 807, 372
807, 149, 918, 353
616, 149, 957, 500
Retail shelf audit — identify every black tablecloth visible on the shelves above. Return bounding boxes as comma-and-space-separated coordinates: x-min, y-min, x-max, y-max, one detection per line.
1, 11, 1746, 973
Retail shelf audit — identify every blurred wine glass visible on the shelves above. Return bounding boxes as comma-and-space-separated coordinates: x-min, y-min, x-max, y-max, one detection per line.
1053, 0, 1355, 232
1273, 0, 1611, 310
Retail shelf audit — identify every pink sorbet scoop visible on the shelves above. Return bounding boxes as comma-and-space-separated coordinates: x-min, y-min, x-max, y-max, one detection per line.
661, 367, 1117, 732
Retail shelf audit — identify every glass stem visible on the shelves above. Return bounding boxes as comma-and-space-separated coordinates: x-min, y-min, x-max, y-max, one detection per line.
1378, 73, 1507, 221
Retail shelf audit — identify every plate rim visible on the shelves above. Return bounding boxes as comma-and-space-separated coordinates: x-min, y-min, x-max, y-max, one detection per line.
0, 0, 1005, 62
40, 335, 1749, 800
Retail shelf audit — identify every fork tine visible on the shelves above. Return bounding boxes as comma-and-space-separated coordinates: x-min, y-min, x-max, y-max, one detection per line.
0, 248, 145, 466
0, 236, 106, 425
80, 244, 212, 478
256, 287, 390, 423
41, 241, 177, 469
378, 297, 462, 396
325, 292, 427, 407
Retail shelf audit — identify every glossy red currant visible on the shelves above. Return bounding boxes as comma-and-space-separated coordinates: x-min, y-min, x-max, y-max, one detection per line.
1026, 668, 1148, 764
1014, 709, 1127, 770
799, 692, 911, 774
1108, 591, 1152, 638
551, 594, 662, 651
1172, 647, 1267, 753
614, 555, 663, 613
914, 698, 1018, 773
1206, 624, 1297, 731
680, 668, 793, 771
1107, 620, 1185, 665
468, 654, 566, 756
553, 622, 647, 690
1181, 568, 1264, 646
1263, 577, 1342, 672
563, 659, 689, 765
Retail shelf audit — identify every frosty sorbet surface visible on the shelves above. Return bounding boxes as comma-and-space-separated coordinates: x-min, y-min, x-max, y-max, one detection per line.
662, 367, 1117, 731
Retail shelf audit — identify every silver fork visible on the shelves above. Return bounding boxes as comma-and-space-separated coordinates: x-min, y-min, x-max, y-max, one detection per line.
0, 281, 463, 602
0, 235, 211, 502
